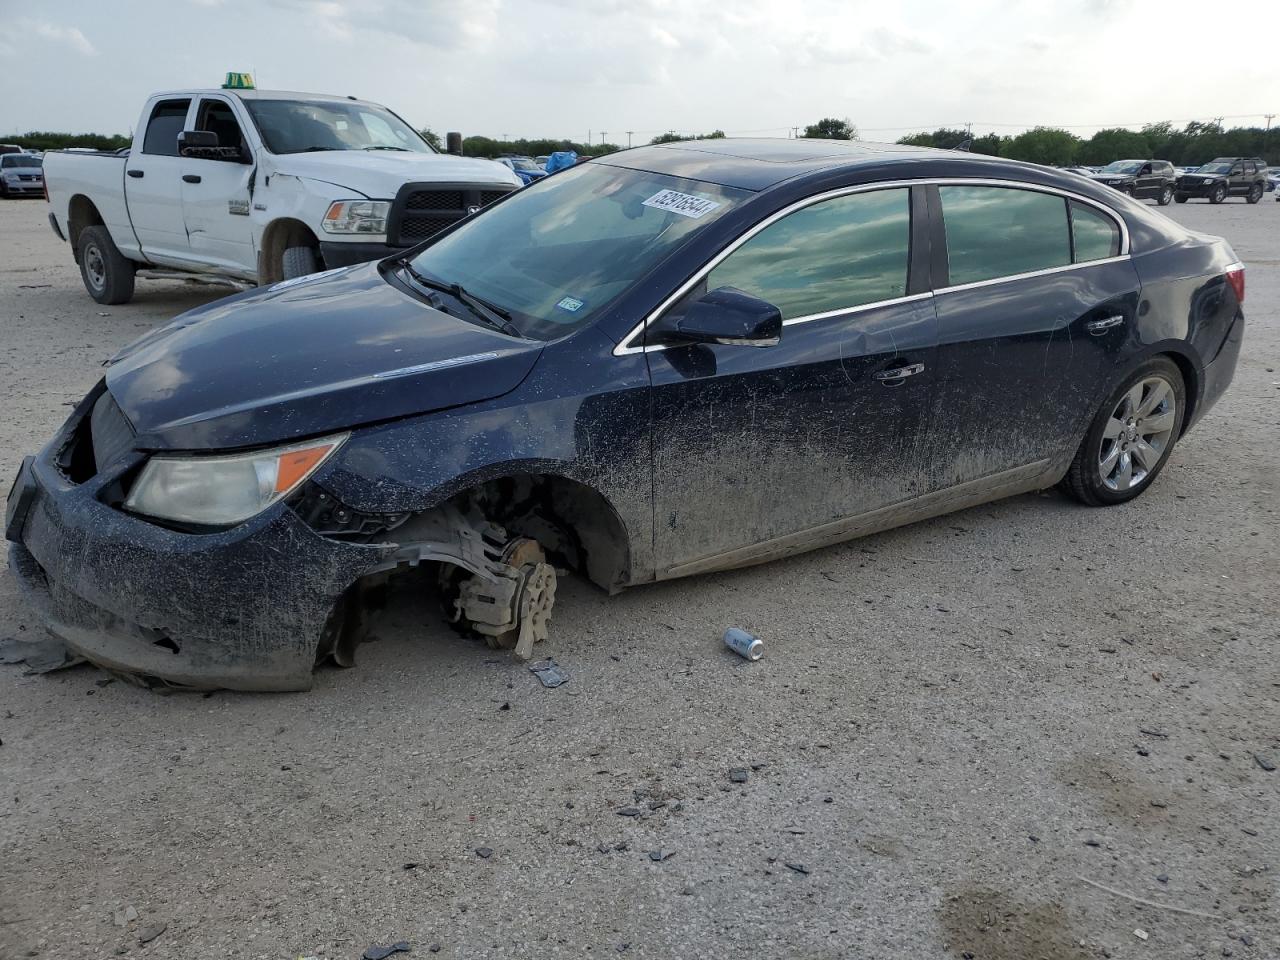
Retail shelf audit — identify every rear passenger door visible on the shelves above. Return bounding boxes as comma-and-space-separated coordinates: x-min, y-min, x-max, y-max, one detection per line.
924, 184, 1141, 491
125, 98, 194, 264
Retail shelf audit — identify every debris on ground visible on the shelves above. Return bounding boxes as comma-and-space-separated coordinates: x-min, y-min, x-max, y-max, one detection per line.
0, 634, 86, 674
528, 658, 569, 688
475, 846, 493, 859
723, 627, 763, 661
1134, 929, 1149, 941
137, 923, 166, 944
729, 768, 749, 783
111, 905, 140, 927
1253, 753, 1276, 772
785, 863, 810, 875
648, 849, 675, 861
615, 807, 642, 817
363, 942, 411, 960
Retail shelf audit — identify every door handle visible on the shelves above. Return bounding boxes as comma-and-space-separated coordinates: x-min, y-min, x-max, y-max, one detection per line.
127, 169, 144, 178
873, 362, 925, 383
182, 174, 202, 184
1086, 314, 1125, 335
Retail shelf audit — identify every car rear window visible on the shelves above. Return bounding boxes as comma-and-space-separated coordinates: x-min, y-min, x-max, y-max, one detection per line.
940, 186, 1071, 286
707, 188, 911, 320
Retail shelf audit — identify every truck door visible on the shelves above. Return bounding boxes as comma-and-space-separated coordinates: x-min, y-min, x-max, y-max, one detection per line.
179, 96, 257, 276
125, 98, 194, 264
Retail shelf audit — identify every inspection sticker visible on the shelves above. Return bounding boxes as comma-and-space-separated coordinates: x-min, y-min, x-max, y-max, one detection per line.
557, 296, 585, 312
642, 189, 721, 219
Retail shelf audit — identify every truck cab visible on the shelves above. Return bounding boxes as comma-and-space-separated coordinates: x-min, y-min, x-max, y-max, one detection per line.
45, 88, 522, 303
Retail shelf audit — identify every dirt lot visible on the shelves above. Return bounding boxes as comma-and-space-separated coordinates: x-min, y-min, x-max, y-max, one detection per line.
1, 194, 1277, 960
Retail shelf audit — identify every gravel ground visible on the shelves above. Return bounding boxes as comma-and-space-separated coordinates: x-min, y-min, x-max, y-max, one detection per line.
0, 195, 1277, 960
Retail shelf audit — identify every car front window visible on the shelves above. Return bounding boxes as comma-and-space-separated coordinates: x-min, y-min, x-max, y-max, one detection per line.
1198, 162, 1230, 174
407, 164, 749, 341
1102, 162, 1141, 174
245, 99, 433, 155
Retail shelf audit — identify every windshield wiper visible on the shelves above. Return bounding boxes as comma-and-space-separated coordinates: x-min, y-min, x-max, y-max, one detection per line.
400, 263, 524, 338
364, 145, 410, 151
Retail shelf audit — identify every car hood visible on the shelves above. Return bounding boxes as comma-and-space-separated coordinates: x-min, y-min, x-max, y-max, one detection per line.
105, 264, 542, 451
272, 150, 522, 197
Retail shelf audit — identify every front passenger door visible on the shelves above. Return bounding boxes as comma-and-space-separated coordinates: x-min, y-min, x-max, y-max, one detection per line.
180, 96, 258, 275
648, 186, 939, 578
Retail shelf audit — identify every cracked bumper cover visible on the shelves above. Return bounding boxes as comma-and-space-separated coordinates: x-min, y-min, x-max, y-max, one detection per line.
8, 449, 391, 691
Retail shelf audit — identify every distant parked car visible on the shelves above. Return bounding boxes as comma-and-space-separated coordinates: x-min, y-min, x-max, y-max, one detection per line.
0, 152, 44, 198
1175, 157, 1268, 204
1263, 166, 1279, 194
1089, 160, 1176, 205
0, 144, 22, 155
496, 155, 547, 185
534, 155, 550, 167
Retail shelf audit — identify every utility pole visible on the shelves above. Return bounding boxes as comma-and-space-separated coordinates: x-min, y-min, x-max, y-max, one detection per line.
626, 130, 634, 148
600, 131, 608, 145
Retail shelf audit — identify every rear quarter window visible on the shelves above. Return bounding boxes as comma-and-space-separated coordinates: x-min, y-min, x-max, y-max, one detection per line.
1069, 201, 1121, 263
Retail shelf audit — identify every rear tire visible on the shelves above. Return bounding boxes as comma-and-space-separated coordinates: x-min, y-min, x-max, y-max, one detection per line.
281, 245, 320, 280
1246, 183, 1263, 204
1157, 185, 1174, 206
1060, 357, 1185, 507
1209, 184, 1227, 204
77, 225, 135, 305
1174, 193, 1188, 203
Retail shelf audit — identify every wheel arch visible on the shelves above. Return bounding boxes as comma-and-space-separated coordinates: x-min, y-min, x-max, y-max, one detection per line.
67, 194, 105, 261
258, 217, 319, 285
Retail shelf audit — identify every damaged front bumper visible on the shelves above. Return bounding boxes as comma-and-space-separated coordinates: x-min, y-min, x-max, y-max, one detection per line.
7, 438, 391, 691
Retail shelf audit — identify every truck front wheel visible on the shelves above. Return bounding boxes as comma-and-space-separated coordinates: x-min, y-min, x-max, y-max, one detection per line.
78, 225, 135, 305
282, 245, 321, 280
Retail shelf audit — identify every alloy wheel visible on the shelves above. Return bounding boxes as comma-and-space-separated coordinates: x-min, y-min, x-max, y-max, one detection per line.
1098, 376, 1178, 492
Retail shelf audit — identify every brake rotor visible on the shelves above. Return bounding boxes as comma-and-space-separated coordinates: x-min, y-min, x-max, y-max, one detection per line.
483, 539, 554, 650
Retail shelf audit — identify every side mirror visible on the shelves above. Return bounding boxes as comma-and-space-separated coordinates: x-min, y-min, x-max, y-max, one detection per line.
662, 286, 782, 347
177, 129, 219, 154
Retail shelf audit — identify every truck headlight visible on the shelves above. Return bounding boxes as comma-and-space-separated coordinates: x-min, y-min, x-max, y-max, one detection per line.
124, 434, 347, 527
321, 200, 391, 235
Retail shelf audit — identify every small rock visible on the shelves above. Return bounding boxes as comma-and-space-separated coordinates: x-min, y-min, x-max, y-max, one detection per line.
475, 846, 493, 859
403, 862, 420, 871
1156, 873, 1168, 884
429, 945, 441, 954
1134, 928, 1148, 941
647, 849, 675, 861
729, 768, 749, 783
498, 702, 510, 711
784, 862, 810, 875
616, 807, 642, 817
136, 924, 166, 945
1252, 753, 1276, 772
1084, 839, 1101, 847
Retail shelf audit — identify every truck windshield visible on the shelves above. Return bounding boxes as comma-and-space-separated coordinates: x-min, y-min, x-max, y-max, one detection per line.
407, 164, 749, 341
244, 99, 433, 155
1, 154, 41, 168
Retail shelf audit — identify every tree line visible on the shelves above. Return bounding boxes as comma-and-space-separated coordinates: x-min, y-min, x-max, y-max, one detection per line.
896, 121, 1279, 166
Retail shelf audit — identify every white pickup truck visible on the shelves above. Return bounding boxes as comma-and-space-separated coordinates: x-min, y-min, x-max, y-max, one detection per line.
44, 88, 522, 304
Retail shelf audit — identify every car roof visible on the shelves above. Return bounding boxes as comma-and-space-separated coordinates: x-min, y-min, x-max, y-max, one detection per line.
596, 137, 1060, 191
154, 89, 384, 108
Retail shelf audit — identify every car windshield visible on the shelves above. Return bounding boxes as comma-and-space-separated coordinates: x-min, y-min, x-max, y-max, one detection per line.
1198, 162, 1232, 174
244, 99, 433, 155
507, 158, 541, 172
1101, 161, 1142, 174
1, 155, 41, 168
407, 164, 749, 341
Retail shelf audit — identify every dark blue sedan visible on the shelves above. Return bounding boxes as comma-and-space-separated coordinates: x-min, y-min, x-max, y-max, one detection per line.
5, 139, 1245, 690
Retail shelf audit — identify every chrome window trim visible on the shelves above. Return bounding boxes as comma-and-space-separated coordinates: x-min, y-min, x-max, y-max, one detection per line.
612, 176, 1131, 358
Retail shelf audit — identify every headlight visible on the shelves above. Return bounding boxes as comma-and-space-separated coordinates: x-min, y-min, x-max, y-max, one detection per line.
124, 433, 347, 527
321, 200, 390, 235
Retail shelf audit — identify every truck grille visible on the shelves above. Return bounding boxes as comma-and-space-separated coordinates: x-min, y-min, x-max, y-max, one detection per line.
387, 182, 515, 247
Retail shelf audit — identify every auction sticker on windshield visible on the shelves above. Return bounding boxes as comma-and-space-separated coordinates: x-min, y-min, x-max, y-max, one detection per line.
642, 189, 722, 219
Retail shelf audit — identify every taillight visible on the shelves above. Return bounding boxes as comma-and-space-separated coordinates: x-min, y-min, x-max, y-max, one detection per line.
1225, 264, 1245, 305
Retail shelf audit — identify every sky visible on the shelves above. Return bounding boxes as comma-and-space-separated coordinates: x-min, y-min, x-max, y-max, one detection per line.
1, 0, 1277, 144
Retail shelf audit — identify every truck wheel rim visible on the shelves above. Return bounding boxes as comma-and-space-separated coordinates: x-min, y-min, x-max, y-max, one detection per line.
1099, 376, 1177, 492
85, 244, 106, 290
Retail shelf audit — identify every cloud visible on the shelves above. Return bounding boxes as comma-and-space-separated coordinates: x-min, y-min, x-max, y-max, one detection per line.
793, 24, 935, 65
26, 20, 97, 55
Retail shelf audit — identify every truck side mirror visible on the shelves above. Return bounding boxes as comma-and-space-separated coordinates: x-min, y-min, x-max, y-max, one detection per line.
177, 130, 219, 155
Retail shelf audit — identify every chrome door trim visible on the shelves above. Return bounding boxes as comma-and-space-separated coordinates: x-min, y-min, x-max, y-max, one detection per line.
613, 177, 1131, 357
